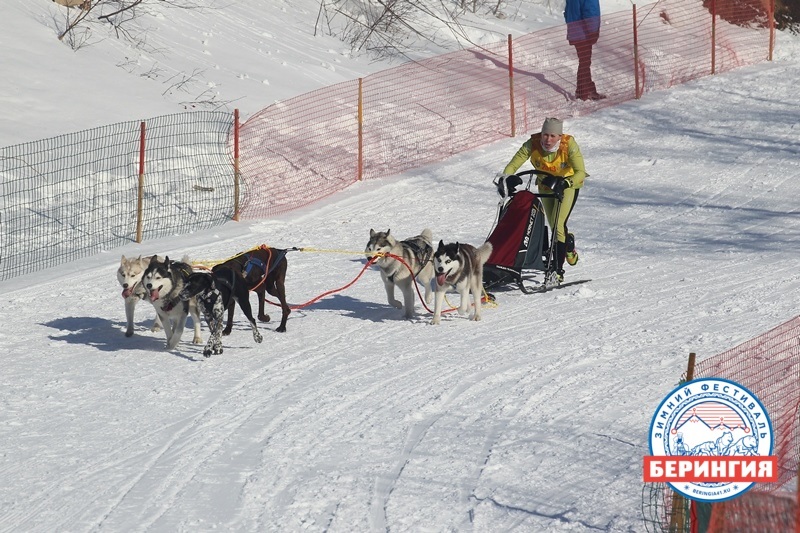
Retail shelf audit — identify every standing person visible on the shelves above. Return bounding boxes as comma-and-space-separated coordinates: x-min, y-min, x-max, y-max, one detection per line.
496, 118, 586, 283
565, 0, 606, 101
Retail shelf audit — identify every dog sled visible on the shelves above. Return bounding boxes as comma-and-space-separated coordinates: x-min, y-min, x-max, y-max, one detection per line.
483, 169, 586, 294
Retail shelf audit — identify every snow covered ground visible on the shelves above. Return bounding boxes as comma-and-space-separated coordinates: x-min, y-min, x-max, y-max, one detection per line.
1, 0, 577, 147
2, 0, 800, 531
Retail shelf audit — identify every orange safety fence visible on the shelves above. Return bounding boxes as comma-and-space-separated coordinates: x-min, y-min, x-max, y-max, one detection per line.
695, 316, 800, 532
692, 316, 800, 493
236, 0, 773, 220
706, 488, 797, 532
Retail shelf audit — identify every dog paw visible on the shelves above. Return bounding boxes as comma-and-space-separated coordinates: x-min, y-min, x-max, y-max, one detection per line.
430, 317, 441, 325
472, 314, 482, 322
222, 328, 232, 336
389, 299, 403, 309
125, 329, 134, 337
193, 336, 203, 344
276, 326, 286, 333
254, 333, 263, 343
258, 314, 270, 323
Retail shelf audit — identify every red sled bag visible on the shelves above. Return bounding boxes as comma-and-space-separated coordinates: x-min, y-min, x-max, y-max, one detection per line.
484, 168, 575, 293
483, 188, 549, 292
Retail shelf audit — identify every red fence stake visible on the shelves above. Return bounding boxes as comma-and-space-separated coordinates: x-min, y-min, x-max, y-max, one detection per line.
769, 0, 775, 61
234, 108, 240, 221
508, 34, 516, 137
633, 4, 641, 99
711, 0, 717, 74
358, 78, 364, 181
136, 121, 145, 243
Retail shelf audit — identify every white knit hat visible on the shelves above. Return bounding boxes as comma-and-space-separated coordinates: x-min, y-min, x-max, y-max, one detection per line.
541, 117, 563, 135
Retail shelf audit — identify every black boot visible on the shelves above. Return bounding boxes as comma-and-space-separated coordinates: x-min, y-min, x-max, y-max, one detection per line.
556, 241, 567, 281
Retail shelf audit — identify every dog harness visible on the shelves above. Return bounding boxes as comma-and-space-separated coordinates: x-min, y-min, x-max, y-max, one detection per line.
243, 256, 267, 279
241, 246, 288, 286
387, 239, 433, 282
163, 262, 195, 312
213, 269, 236, 293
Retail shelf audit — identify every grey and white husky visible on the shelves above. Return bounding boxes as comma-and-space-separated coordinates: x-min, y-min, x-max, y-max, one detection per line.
431, 240, 493, 325
140, 256, 204, 350
117, 255, 163, 337
365, 228, 435, 319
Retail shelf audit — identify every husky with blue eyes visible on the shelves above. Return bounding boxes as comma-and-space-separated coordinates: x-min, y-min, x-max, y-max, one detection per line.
431, 240, 492, 325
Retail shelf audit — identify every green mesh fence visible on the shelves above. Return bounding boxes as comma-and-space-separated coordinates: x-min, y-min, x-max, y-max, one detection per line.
0, 111, 234, 281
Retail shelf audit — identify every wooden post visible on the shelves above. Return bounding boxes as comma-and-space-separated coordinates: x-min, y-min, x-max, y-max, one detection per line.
507, 34, 516, 138
135, 121, 145, 243
233, 108, 240, 221
633, 4, 641, 99
668, 352, 696, 532
358, 78, 364, 181
768, 0, 775, 61
711, 0, 717, 75
686, 352, 696, 382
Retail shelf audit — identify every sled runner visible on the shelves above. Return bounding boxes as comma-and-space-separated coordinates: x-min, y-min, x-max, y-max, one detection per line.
483, 169, 588, 294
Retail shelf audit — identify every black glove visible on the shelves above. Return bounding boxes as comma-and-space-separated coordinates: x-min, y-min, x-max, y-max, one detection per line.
495, 173, 522, 198
540, 175, 570, 200
552, 178, 570, 199
539, 175, 558, 191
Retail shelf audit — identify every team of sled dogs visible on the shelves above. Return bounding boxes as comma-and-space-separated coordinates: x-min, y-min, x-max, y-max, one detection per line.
117, 229, 492, 355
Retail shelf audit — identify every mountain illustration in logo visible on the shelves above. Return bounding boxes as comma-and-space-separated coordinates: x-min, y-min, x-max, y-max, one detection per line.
669, 402, 755, 456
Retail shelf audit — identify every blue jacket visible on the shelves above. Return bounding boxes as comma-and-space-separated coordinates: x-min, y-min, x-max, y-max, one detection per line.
564, 0, 601, 44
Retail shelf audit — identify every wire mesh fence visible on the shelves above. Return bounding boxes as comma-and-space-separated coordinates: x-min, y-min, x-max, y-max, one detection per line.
642, 482, 692, 532
0, 111, 234, 280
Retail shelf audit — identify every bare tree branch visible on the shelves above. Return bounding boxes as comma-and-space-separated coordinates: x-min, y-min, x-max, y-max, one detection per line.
97, 0, 144, 21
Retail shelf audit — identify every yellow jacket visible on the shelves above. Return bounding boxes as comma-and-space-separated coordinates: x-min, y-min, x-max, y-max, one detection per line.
503, 133, 587, 189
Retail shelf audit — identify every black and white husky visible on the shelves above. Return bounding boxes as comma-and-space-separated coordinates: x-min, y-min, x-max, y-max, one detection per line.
140, 256, 203, 350
179, 267, 263, 358
431, 240, 493, 325
365, 228, 435, 319
117, 254, 163, 337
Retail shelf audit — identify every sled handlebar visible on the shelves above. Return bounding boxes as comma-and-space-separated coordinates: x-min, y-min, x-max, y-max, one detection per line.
512, 169, 559, 180
510, 169, 563, 196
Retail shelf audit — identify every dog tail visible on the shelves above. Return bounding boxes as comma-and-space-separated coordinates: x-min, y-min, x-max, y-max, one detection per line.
476, 242, 493, 264
421, 228, 433, 244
